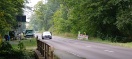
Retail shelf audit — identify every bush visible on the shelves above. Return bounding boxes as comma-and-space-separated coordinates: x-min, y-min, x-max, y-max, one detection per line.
0, 41, 12, 51
0, 34, 2, 46
0, 41, 35, 59
18, 41, 26, 51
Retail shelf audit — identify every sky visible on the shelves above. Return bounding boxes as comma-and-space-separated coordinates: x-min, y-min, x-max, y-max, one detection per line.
27, 0, 41, 7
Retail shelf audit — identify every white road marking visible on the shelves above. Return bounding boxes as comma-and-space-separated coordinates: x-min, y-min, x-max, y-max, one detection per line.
86, 46, 91, 48
104, 50, 109, 51
104, 50, 114, 53
109, 51, 114, 52
67, 51, 82, 58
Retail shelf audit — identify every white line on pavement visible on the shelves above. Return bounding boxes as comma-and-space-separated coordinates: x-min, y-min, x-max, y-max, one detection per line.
67, 51, 82, 58
86, 46, 91, 48
104, 50, 114, 53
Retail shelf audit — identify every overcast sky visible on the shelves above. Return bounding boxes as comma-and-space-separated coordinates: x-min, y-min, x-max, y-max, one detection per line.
27, 0, 41, 7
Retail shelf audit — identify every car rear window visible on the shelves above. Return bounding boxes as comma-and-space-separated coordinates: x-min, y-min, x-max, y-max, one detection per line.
43, 32, 51, 35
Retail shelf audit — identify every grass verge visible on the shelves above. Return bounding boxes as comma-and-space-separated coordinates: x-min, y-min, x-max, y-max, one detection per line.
11, 38, 37, 49
88, 37, 132, 48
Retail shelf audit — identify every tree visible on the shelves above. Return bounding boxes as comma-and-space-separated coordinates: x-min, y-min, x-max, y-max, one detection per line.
0, 0, 25, 36
52, 4, 71, 33
30, 0, 60, 31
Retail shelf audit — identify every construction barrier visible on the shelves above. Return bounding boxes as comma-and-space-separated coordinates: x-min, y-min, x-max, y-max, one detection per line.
78, 31, 88, 40
78, 34, 88, 40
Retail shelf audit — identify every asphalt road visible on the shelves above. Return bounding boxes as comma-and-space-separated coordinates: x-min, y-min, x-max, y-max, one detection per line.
36, 34, 132, 59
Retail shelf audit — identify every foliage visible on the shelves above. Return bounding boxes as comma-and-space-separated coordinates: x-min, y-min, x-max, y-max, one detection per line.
0, 34, 2, 45
0, 41, 12, 51
52, 4, 71, 33
0, 0, 25, 36
0, 41, 33, 59
30, 0, 132, 42
30, 0, 60, 31
55, 0, 132, 42
18, 41, 26, 51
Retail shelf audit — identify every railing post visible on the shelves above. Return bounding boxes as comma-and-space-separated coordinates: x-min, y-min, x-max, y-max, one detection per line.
36, 37, 38, 50
40, 40, 42, 55
47, 45, 49, 59
41, 42, 44, 56
50, 46, 54, 59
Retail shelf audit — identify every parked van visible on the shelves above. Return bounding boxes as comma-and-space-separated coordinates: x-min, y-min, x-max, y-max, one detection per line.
24, 30, 35, 38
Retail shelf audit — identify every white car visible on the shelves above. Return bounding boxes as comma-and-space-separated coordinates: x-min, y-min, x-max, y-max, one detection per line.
42, 31, 52, 39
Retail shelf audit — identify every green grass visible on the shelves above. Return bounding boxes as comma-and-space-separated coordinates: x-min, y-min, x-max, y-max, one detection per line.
88, 37, 132, 48
11, 38, 37, 50
21, 39, 37, 49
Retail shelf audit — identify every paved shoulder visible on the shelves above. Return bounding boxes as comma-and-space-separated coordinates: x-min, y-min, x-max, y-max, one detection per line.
54, 49, 85, 59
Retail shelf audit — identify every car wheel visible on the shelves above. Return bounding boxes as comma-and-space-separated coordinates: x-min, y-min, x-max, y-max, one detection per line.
42, 37, 44, 39
49, 37, 52, 39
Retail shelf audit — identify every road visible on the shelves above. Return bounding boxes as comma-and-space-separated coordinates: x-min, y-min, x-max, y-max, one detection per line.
37, 34, 132, 59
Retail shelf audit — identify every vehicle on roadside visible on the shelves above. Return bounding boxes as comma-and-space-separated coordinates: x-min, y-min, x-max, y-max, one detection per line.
24, 30, 35, 38
42, 31, 52, 39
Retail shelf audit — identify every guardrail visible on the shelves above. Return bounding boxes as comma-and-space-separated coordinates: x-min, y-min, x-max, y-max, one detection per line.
36, 37, 54, 59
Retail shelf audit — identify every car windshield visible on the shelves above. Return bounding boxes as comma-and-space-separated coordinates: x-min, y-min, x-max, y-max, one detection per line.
25, 30, 34, 34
